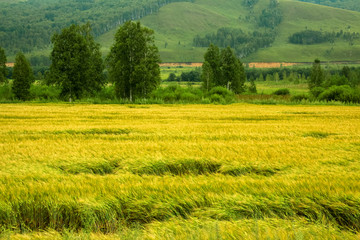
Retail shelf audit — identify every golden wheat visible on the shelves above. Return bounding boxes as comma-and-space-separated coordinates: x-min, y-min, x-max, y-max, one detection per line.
0, 103, 359, 239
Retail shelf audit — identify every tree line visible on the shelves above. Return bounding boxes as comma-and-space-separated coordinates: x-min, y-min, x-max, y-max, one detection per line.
0, 0, 193, 55
289, 29, 360, 45
1, 21, 248, 102
0, 21, 161, 101
193, 28, 276, 58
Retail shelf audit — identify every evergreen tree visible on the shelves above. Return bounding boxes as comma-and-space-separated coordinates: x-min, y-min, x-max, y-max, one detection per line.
107, 21, 161, 101
0, 47, 7, 83
12, 52, 34, 100
49, 23, 104, 101
309, 59, 324, 89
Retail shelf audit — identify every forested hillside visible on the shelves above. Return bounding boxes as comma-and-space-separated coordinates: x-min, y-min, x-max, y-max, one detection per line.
297, 0, 360, 12
0, 0, 193, 55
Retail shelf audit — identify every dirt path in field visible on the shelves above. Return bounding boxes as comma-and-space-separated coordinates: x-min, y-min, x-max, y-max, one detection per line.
160, 62, 203, 67
160, 61, 360, 68
160, 62, 301, 68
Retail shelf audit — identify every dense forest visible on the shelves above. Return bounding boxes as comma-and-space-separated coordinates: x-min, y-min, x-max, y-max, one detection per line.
0, 0, 193, 55
297, 0, 360, 12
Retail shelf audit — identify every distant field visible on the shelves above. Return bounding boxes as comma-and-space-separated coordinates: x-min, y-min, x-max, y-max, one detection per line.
1, 104, 360, 239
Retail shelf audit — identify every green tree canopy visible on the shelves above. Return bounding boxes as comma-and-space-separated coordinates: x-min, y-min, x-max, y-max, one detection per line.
202, 45, 246, 93
107, 21, 161, 101
203, 44, 221, 88
48, 23, 105, 100
12, 52, 34, 100
309, 59, 324, 89
0, 47, 7, 83
220, 46, 246, 93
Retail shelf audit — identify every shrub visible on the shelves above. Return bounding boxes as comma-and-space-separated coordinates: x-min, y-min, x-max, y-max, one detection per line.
310, 87, 325, 98
273, 88, 290, 95
318, 85, 360, 103
210, 93, 222, 103
0, 84, 13, 100
30, 84, 61, 100
208, 86, 234, 98
291, 94, 309, 102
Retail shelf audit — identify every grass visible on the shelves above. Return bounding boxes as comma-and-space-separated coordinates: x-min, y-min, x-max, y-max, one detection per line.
256, 80, 309, 95
0, 103, 360, 239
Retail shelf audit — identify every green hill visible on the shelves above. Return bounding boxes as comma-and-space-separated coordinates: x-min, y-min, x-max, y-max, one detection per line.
248, 0, 360, 62
3, 0, 360, 63
99, 0, 360, 62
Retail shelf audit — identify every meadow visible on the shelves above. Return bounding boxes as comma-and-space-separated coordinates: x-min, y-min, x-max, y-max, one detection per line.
0, 103, 359, 239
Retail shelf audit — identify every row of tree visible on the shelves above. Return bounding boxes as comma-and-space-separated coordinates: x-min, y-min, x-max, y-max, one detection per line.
0, 21, 161, 101
193, 28, 276, 58
289, 29, 360, 45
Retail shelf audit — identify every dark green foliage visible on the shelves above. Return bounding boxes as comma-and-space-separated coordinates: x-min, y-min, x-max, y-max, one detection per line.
318, 85, 360, 103
310, 86, 325, 98
323, 74, 350, 88
207, 86, 235, 103
308, 59, 324, 90
194, 28, 276, 58
220, 47, 246, 93
273, 88, 290, 96
243, 0, 259, 8
167, 73, 178, 82
288, 30, 359, 45
202, 44, 221, 89
151, 84, 203, 103
0, 47, 7, 83
107, 21, 161, 101
180, 70, 201, 83
289, 30, 328, 45
258, 0, 282, 29
48, 23, 105, 100
12, 52, 34, 101
202, 45, 245, 93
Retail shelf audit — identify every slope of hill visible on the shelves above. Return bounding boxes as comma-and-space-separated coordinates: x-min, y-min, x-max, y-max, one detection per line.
126, 0, 360, 62
3, 0, 360, 63
98, 0, 272, 62
247, 0, 360, 62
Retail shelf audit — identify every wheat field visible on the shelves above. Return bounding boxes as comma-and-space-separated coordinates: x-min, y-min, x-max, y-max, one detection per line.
0, 103, 359, 239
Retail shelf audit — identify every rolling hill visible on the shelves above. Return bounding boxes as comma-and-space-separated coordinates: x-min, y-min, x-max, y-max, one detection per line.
2, 0, 360, 63
133, 0, 360, 62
